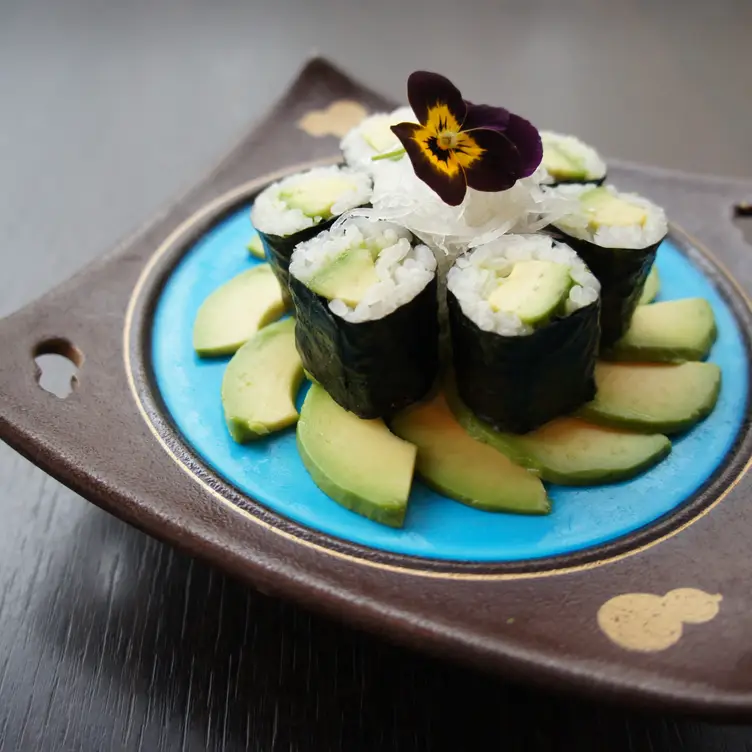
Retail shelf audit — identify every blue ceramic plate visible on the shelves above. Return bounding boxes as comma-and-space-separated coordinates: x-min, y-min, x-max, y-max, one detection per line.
150, 204, 748, 563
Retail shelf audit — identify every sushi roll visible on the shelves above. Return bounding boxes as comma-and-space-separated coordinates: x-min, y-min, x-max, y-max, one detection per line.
289, 217, 439, 419
540, 131, 607, 186
447, 234, 601, 434
340, 106, 416, 171
548, 184, 668, 347
250, 166, 372, 291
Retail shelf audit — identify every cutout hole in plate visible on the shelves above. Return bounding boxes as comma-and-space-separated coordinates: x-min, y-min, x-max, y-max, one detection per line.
33, 338, 84, 399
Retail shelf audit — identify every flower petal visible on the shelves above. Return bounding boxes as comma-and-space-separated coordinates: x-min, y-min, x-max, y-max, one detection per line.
504, 113, 543, 177
392, 122, 467, 206
463, 128, 523, 193
462, 102, 511, 133
407, 71, 467, 128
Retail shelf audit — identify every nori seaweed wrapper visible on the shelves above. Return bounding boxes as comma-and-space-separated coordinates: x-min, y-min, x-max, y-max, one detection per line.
448, 291, 600, 434
257, 217, 338, 293
290, 275, 440, 419
547, 227, 663, 348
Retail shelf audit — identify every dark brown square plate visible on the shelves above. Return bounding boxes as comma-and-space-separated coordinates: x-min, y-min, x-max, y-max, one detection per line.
1, 59, 751, 715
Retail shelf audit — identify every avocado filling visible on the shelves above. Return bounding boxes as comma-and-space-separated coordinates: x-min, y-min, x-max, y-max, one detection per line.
486, 259, 574, 326
290, 216, 436, 322
447, 233, 600, 336
307, 246, 379, 307
251, 165, 372, 239
341, 106, 416, 169
279, 175, 360, 220
580, 186, 648, 231
544, 145, 586, 182
540, 131, 606, 184
552, 184, 667, 249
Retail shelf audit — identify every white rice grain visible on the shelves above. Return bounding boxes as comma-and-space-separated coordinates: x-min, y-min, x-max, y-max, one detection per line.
552, 184, 667, 249
540, 131, 607, 184
446, 234, 600, 336
290, 217, 436, 324
340, 106, 416, 171
251, 166, 372, 238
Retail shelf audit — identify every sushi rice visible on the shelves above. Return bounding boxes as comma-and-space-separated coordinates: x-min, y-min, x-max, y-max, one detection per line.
447, 234, 600, 337
540, 131, 607, 185
251, 165, 372, 238
340, 106, 416, 170
552, 184, 667, 249
289, 216, 436, 324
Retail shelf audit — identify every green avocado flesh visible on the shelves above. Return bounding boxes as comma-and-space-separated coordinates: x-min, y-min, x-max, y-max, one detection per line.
297, 384, 417, 528
447, 387, 670, 485
391, 391, 550, 514
543, 143, 587, 181
580, 361, 721, 434
193, 265, 287, 357
279, 176, 354, 219
363, 121, 399, 153
608, 298, 717, 362
638, 266, 660, 305
487, 260, 573, 325
580, 186, 648, 229
307, 247, 378, 306
221, 318, 304, 442
247, 233, 265, 260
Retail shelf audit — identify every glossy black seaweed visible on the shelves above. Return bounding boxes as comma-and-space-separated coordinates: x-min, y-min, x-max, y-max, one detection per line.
448, 291, 600, 434
547, 227, 663, 348
257, 217, 337, 293
289, 274, 440, 419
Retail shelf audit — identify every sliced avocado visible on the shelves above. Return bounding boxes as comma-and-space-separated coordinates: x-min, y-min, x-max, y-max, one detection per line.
297, 384, 416, 527
580, 361, 721, 434
193, 265, 287, 357
487, 260, 572, 324
391, 391, 550, 514
279, 176, 354, 219
638, 265, 660, 305
608, 298, 717, 362
247, 233, 265, 260
221, 318, 304, 442
543, 143, 587, 181
580, 186, 648, 229
307, 247, 378, 306
447, 385, 670, 486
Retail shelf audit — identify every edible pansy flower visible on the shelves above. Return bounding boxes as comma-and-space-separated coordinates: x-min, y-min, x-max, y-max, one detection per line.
389, 71, 542, 206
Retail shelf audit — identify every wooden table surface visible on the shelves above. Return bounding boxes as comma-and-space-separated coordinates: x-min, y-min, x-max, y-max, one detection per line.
1, 0, 751, 749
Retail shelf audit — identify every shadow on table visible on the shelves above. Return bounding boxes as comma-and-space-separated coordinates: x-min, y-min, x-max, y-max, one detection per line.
733, 213, 752, 248
34, 508, 752, 752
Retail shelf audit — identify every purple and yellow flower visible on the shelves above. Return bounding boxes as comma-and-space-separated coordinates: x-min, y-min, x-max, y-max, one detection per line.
390, 71, 542, 206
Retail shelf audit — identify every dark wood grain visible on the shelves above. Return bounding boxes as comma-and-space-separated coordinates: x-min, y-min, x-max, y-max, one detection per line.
2, 0, 752, 748
4, 448, 752, 752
